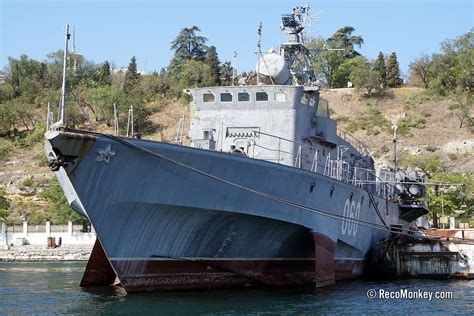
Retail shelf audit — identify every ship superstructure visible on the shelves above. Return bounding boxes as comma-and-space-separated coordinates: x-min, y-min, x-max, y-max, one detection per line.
44, 6, 428, 292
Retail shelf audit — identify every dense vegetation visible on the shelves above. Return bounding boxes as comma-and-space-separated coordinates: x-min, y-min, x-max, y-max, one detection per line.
0, 26, 233, 139
0, 25, 472, 227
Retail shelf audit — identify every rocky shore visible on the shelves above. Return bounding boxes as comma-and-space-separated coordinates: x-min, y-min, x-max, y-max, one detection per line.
0, 244, 92, 262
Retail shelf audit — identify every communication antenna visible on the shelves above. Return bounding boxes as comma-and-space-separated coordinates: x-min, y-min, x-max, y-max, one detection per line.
300, 3, 325, 43
254, 21, 274, 85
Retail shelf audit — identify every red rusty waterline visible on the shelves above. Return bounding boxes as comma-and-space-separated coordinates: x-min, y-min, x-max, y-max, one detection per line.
79, 238, 364, 292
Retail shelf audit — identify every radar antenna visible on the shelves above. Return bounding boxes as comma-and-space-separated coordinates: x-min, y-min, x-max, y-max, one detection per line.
279, 6, 317, 86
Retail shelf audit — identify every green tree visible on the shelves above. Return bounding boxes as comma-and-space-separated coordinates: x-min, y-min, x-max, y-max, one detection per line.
349, 56, 383, 95
97, 61, 111, 86
440, 30, 473, 92
449, 93, 474, 130
177, 60, 214, 89
44, 50, 65, 89
219, 61, 233, 86
0, 97, 37, 135
310, 26, 364, 88
307, 37, 329, 85
426, 53, 456, 95
386, 52, 403, 88
40, 177, 87, 225
0, 83, 14, 103
166, 59, 214, 99
169, 26, 208, 73
123, 56, 141, 94
0, 102, 19, 136
426, 30, 473, 94
373, 52, 387, 88
327, 26, 364, 53
85, 85, 125, 125
205, 46, 221, 85
408, 54, 431, 88
0, 187, 9, 213
402, 153, 445, 179
6, 55, 42, 90
37, 62, 48, 88
428, 173, 473, 228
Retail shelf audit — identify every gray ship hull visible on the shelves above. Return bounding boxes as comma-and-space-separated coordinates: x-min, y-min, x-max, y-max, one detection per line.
45, 130, 402, 292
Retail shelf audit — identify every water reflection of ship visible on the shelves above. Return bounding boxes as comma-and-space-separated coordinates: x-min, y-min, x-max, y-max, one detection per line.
45, 5, 428, 292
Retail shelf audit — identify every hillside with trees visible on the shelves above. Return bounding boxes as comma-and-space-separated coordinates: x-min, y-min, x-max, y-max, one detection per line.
0, 26, 472, 228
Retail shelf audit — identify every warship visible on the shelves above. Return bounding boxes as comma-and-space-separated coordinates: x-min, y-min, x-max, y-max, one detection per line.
45, 6, 428, 292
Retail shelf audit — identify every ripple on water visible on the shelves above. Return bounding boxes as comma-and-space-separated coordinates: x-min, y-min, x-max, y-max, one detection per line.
0, 262, 473, 315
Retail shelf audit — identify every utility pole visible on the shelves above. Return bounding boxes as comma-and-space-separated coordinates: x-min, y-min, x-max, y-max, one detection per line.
256, 22, 262, 85
232, 51, 238, 86
113, 103, 118, 136
392, 121, 398, 172
387, 113, 404, 172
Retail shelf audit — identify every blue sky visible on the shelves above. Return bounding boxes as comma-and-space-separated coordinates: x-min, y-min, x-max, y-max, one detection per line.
1, 0, 473, 77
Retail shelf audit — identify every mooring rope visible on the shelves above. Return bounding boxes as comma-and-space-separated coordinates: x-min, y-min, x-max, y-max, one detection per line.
63, 129, 474, 245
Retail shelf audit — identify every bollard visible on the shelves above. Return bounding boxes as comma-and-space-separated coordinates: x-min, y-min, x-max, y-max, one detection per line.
1, 222, 5, 235
47, 236, 57, 248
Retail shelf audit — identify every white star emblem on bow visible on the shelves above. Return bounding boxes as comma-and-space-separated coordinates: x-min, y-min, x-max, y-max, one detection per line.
96, 144, 116, 164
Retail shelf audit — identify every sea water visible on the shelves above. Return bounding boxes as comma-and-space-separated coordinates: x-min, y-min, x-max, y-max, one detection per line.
0, 262, 472, 315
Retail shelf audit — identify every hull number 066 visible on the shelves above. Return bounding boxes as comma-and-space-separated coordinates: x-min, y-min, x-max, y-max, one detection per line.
341, 198, 361, 236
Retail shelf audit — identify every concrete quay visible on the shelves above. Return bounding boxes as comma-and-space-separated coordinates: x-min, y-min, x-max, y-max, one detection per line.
0, 244, 93, 261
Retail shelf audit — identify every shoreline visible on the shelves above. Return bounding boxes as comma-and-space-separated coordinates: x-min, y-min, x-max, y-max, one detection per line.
0, 244, 92, 262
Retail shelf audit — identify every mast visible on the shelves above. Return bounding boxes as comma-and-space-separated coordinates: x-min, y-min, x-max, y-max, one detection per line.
52, 24, 70, 129
279, 6, 318, 86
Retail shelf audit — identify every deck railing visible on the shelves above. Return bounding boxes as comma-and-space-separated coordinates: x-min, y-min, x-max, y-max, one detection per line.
337, 129, 371, 157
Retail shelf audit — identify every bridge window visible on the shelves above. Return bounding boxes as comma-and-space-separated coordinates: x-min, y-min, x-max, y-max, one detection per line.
274, 91, 287, 101
256, 92, 268, 101
220, 93, 232, 102
316, 98, 330, 118
238, 92, 250, 101
203, 93, 215, 102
